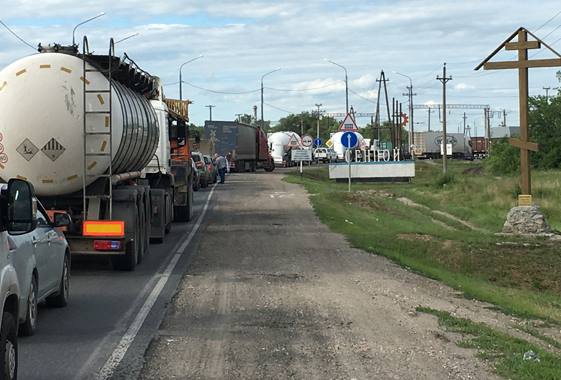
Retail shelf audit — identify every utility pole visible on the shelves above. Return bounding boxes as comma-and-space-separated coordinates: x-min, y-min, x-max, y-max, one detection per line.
544, 86, 551, 102
463, 112, 467, 134
502, 109, 507, 127
437, 63, 452, 174
315, 103, 323, 141
206, 105, 215, 121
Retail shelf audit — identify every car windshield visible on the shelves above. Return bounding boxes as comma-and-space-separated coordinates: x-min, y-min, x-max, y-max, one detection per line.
192, 155, 202, 162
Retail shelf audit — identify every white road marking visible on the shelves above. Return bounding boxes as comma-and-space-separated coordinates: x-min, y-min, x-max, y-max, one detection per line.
94, 183, 218, 380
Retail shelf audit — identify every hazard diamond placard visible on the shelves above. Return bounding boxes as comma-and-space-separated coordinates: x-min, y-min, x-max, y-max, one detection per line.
338, 113, 359, 132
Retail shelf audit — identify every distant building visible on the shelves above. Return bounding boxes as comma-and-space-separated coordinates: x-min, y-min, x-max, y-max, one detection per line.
490, 126, 520, 138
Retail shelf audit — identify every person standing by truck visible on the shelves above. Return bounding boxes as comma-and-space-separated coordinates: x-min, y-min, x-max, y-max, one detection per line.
215, 153, 227, 183
226, 151, 232, 173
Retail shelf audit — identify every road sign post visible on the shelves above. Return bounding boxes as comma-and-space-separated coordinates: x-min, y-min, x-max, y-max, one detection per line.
341, 131, 358, 192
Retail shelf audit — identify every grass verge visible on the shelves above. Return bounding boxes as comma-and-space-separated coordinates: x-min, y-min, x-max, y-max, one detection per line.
417, 307, 561, 380
283, 162, 561, 325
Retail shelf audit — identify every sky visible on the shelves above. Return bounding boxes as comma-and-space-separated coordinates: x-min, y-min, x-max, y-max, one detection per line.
2, 0, 561, 137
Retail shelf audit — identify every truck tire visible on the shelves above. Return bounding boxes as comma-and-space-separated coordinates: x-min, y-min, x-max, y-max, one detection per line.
112, 215, 138, 271
136, 205, 145, 265
19, 276, 38, 336
238, 161, 245, 173
174, 181, 193, 223
0, 312, 17, 380
46, 254, 70, 308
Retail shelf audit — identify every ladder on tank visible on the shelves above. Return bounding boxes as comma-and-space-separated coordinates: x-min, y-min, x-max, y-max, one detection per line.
82, 36, 114, 220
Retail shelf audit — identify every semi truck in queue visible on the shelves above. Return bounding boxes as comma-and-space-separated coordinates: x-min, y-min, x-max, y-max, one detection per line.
0, 37, 195, 271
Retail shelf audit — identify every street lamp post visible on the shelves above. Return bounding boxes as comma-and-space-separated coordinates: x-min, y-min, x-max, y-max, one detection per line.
72, 12, 106, 46
326, 59, 348, 114
261, 68, 281, 130
114, 32, 139, 45
179, 55, 203, 101
315, 103, 323, 141
393, 71, 416, 149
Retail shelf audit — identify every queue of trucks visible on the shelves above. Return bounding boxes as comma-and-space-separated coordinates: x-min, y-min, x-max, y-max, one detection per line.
0, 37, 280, 278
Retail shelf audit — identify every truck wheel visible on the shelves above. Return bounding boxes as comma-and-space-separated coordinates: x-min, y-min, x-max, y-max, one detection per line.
136, 208, 145, 265
19, 277, 38, 336
0, 312, 17, 380
112, 224, 138, 271
46, 255, 69, 308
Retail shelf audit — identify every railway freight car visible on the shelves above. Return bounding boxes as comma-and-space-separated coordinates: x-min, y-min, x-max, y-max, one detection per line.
413, 131, 473, 160
0, 39, 194, 271
205, 121, 275, 172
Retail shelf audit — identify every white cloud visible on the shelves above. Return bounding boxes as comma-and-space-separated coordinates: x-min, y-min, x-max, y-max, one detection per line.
1, 0, 561, 126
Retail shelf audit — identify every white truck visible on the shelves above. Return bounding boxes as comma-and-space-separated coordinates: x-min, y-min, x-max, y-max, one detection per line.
0, 39, 194, 271
313, 147, 338, 163
268, 131, 301, 167
328, 131, 365, 161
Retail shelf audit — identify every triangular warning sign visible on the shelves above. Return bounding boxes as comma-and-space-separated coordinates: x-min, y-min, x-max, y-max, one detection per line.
338, 113, 359, 132
286, 133, 300, 147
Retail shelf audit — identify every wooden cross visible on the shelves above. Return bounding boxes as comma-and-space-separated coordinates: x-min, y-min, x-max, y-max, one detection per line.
475, 27, 561, 195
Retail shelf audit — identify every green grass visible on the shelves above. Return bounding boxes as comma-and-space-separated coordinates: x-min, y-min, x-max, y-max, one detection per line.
513, 325, 561, 349
417, 307, 561, 380
284, 161, 561, 324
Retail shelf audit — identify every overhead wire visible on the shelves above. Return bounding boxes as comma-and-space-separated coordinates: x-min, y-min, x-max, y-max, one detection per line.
267, 80, 344, 92
0, 18, 36, 50
181, 81, 260, 95
263, 102, 294, 114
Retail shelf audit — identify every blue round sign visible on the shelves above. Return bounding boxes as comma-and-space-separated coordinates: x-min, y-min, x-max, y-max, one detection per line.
341, 132, 358, 148
314, 138, 322, 147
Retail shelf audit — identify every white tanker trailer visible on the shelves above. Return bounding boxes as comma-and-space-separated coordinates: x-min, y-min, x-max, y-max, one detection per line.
328, 131, 365, 161
0, 40, 194, 270
268, 131, 300, 167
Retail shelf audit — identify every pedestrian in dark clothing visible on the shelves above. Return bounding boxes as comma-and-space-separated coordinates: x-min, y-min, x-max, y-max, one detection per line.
215, 153, 226, 183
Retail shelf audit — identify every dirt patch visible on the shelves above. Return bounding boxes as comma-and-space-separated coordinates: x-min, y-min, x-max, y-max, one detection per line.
345, 191, 402, 215
462, 167, 484, 175
397, 233, 432, 242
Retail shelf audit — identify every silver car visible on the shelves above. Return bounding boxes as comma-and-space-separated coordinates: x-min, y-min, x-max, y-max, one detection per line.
8, 199, 71, 336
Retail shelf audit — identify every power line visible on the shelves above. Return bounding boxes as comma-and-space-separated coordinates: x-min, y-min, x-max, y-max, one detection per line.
263, 102, 294, 114
0, 18, 36, 50
533, 9, 561, 33
182, 81, 260, 95
348, 88, 377, 103
267, 80, 344, 92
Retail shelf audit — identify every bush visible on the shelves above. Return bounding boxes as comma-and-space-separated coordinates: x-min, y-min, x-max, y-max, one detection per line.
434, 173, 456, 188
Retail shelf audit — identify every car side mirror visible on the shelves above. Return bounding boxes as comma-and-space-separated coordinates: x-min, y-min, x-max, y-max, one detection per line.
2, 179, 38, 234
53, 212, 71, 228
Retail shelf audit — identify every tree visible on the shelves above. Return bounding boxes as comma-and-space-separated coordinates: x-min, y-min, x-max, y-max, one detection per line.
271, 112, 339, 142
485, 71, 561, 174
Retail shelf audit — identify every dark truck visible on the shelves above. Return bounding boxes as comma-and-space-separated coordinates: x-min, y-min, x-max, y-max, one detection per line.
204, 121, 274, 172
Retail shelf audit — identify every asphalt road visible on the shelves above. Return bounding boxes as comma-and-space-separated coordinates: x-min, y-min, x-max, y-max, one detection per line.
18, 183, 218, 380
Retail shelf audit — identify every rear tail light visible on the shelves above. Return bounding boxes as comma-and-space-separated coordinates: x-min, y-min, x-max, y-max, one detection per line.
196, 162, 203, 167
93, 240, 122, 251
207, 164, 211, 170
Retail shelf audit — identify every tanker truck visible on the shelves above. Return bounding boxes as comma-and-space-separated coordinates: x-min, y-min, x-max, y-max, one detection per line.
204, 121, 275, 172
268, 131, 301, 167
328, 131, 365, 161
0, 39, 194, 271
